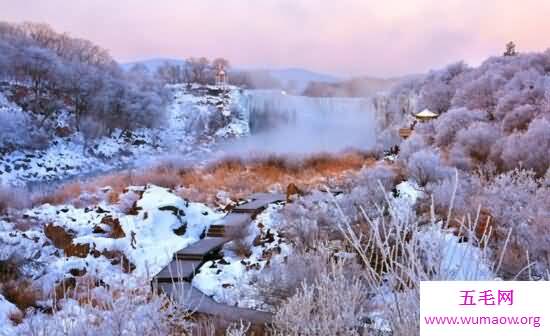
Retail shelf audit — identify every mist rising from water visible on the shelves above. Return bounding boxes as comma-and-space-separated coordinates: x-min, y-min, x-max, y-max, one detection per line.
221, 90, 379, 156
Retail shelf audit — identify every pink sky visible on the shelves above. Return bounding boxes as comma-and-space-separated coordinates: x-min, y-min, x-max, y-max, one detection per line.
2, 0, 550, 77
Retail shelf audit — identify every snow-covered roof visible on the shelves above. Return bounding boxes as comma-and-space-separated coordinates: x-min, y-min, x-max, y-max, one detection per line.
415, 109, 439, 118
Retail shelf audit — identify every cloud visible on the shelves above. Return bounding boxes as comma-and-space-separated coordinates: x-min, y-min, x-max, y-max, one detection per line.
1, 0, 549, 76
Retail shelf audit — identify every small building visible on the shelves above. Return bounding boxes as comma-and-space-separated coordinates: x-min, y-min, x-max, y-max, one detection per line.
215, 65, 228, 89
399, 109, 439, 139
415, 109, 439, 122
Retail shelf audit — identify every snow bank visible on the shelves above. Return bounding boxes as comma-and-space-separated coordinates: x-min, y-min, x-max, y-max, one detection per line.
417, 226, 494, 280
193, 203, 291, 310
0, 295, 18, 336
2, 185, 222, 292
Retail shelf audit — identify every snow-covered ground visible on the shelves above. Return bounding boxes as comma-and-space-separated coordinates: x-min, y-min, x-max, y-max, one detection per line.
0, 186, 222, 292
0, 84, 248, 187
0, 184, 229, 334
193, 203, 291, 310
0, 295, 18, 336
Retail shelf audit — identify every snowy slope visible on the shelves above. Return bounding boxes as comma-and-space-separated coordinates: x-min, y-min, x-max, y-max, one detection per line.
1, 185, 222, 291
0, 84, 249, 187
267, 68, 341, 84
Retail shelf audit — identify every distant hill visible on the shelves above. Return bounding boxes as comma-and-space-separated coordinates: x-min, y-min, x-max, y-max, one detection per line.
268, 67, 340, 83
302, 76, 408, 97
247, 67, 341, 93
121, 58, 187, 72
120, 59, 408, 96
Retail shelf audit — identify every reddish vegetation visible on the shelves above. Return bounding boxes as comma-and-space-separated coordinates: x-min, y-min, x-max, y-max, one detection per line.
36, 183, 84, 205
95, 250, 136, 273
40, 151, 377, 206
1, 279, 41, 312
0, 257, 20, 283
176, 151, 375, 203
100, 215, 126, 239
65, 243, 91, 258
44, 224, 89, 258
44, 224, 74, 250
447, 208, 494, 242
286, 183, 303, 202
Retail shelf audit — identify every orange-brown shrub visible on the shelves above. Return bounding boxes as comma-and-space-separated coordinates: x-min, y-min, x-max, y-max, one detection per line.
36, 150, 377, 207
0, 256, 20, 283
34, 182, 84, 205
1, 279, 42, 312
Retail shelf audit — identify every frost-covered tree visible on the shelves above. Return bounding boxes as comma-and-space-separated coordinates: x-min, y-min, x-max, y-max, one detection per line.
481, 169, 549, 278
0, 21, 168, 144
453, 122, 501, 164
419, 62, 469, 114
406, 149, 452, 187
212, 57, 230, 70
503, 41, 518, 57
434, 108, 487, 147
155, 62, 186, 85
499, 118, 550, 176
188, 57, 210, 84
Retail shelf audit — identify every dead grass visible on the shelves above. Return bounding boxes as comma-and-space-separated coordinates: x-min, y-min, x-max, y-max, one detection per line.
225, 226, 253, 259
190, 313, 265, 336
38, 150, 377, 207
34, 182, 83, 205
0, 256, 21, 283
177, 151, 376, 204
1, 279, 42, 312
0, 186, 31, 213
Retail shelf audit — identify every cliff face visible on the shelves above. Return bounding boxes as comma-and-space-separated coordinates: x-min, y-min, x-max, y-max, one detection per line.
372, 91, 420, 130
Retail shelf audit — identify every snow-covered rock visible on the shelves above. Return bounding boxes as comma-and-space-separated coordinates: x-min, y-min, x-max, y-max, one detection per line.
1, 185, 222, 293
0, 294, 18, 336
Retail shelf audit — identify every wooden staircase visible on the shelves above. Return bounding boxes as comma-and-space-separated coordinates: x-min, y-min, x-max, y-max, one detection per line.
206, 224, 225, 237
151, 192, 286, 323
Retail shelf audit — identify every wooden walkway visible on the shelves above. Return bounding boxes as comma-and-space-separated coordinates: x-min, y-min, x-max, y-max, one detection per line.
157, 282, 272, 324
152, 192, 285, 324
232, 192, 285, 214
174, 237, 231, 260
155, 260, 202, 282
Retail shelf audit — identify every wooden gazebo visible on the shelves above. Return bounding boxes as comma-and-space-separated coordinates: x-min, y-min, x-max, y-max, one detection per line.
415, 109, 439, 122
399, 109, 439, 139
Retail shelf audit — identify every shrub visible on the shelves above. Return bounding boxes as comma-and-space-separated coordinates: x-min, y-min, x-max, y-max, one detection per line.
1, 279, 41, 312
271, 261, 370, 336
502, 104, 537, 133
427, 171, 481, 219
277, 192, 345, 252
406, 149, 452, 187
17, 285, 191, 336
453, 122, 501, 164
399, 133, 428, 162
224, 224, 253, 259
0, 255, 21, 283
499, 118, 550, 176
0, 185, 31, 213
434, 108, 487, 147
255, 246, 339, 307
481, 169, 550, 278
